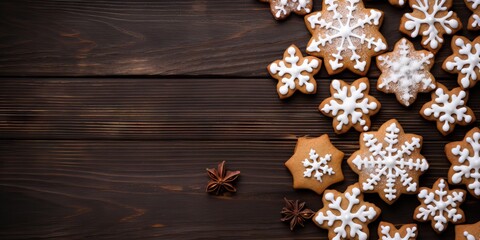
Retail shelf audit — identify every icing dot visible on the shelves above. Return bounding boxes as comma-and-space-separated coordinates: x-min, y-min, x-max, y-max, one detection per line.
363, 126, 369, 131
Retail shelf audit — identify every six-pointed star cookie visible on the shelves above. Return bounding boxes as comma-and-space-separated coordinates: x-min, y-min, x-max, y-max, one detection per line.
378, 221, 418, 240
414, 178, 466, 233
376, 38, 436, 107
319, 78, 381, 134
420, 83, 476, 136
400, 0, 462, 53
313, 183, 381, 240
268, 45, 321, 99
285, 135, 344, 195
259, 0, 313, 20
455, 221, 480, 240
446, 127, 480, 199
443, 36, 480, 89
304, 0, 387, 75
348, 119, 429, 204
465, 0, 480, 30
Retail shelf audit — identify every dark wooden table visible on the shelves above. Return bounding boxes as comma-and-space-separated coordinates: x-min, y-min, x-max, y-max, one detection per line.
0, 1, 479, 239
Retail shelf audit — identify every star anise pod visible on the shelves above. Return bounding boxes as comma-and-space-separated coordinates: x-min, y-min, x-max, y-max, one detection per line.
206, 161, 240, 195
280, 197, 315, 231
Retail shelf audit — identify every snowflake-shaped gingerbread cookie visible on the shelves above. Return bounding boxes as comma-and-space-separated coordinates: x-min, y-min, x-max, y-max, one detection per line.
376, 38, 436, 107
319, 78, 381, 134
285, 135, 344, 195
314, 183, 381, 240
348, 119, 429, 204
304, 0, 387, 75
420, 83, 476, 136
446, 127, 480, 199
465, 0, 480, 30
443, 36, 480, 89
455, 221, 480, 240
378, 221, 418, 240
414, 178, 466, 233
268, 45, 321, 99
400, 0, 462, 53
259, 0, 313, 20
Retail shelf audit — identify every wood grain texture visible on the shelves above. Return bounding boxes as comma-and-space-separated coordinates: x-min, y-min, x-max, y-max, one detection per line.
0, 0, 477, 77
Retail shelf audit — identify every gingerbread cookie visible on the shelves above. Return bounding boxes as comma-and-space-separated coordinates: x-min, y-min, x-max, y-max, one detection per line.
376, 38, 436, 107
304, 0, 387, 75
259, 0, 313, 20
319, 78, 381, 134
388, 0, 406, 7
465, 0, 480, 30
420, 83, 476, 136
414, 178, 466, 233
285, 135, 344, 195
268, 45, 321, 99
446, 127, 480, 199
378, 222, 418, 240
443, 36, 480, 89
313, 183, 381, 240
348, 119, 429, 204
455, 221, 480, 240
400, 0, 462, 53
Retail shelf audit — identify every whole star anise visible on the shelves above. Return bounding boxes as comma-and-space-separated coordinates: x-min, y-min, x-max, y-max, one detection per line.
206, 161, 240, 195
280, 197, 315, 231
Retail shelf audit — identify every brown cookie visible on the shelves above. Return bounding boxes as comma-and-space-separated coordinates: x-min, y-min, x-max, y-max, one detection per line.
319, 78, 381, 134
348, 119, 429, 204
268, 44, 321, 99
420, 83, 476, 136
400, 0, 462, 53
259, 0, 313, 20
465, 0, 480, 30
414, 178, 466, 233
304, 0, 387, 75
446, 127, 480, 199
313, 183, 381, 240
443, 36, 480, 89
376, 38, 436, 106
377, 221, 418, 240
455, 221, 480, 240
284, 135, 344, 195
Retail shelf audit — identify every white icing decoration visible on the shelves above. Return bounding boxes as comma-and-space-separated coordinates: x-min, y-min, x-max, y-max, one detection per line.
321, 80, 378, 132
352, 121, 428, 201
451, 130, 480, 197
274, 0, 310, 18
377, 38, 435, 106
269, 46, 319, 95
469, 0, 480, 8
464, 230, 475, 240
403, 0, 459, 50
306, 0, 387, 72
415, 179, 465, 232
315, 187, 378, 240
444, 37, 480, 89
473, 14, 480, 28
302, 149, 334, 182
380, 225, 417, 240
422, 88, 474, 132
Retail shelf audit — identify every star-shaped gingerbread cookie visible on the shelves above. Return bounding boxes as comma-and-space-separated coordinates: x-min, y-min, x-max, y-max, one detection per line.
414, 178, 466, 233
304, 0, 387, 75
455, 221, 480, 240
378, 222, 418, 240
268, 45, 321, 99
465, 0, 480, 30
259, 0, 313, 20
284, 135, 344, 195
443, 36, 480, 89
376, 38, 436, 107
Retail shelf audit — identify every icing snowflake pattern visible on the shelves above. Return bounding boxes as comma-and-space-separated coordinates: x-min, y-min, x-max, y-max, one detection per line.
302, 149, 334, 182
260, 0, 312, 20
446, 128, 480, 198
348, 119, 428, 204
305, 0, 387, 75
314, 183, 380, 240
443, 36, 480, 89
376, 38, 436, 106
414, 178, 465, 233
465, 0, 480, 30
378, 222, 417, 240
320, 78, 380, 134
401, 0, 461, 52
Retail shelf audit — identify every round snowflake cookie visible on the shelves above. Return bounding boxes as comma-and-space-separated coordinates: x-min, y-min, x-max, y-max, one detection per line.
304, 0, 387, 76
414, 178, 466, 233
259, 0, 313, 20
313, 183, 381, 240
446, 127, 480, 199
443, 36, 480, 89
455, 221, 480, 240
465, 0, 480, 30
347, 119, 429, 204
377, 221, 418, 240
319, 78, 381, 134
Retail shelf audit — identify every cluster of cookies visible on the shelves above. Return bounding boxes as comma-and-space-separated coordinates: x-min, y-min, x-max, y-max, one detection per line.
261, 0, 480, 238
